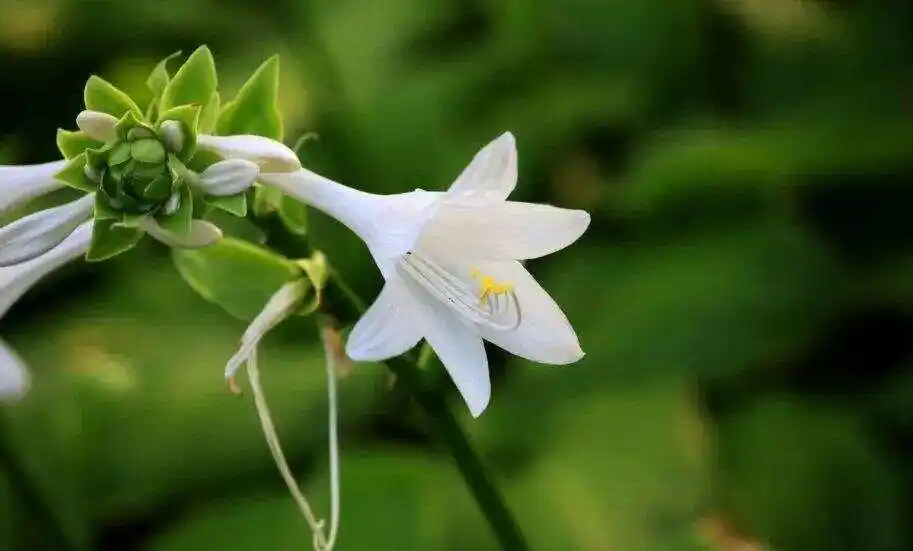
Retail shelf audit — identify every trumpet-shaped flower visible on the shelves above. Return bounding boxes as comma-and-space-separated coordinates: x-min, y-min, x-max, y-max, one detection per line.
0, 160, 68, 217
260, 132, 589, 416
0, 221, 92, 401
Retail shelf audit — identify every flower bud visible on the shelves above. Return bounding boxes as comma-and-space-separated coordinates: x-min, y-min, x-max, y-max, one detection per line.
160, 120, 186, 153
0, 194, 95, 267
196, 134, 301, 173
76, 110, 118, 143
198, 159, 259, 196
0, 338, 29, 402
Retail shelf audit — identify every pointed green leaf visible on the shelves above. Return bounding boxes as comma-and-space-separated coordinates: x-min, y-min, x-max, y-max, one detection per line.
147, 51, 182, 101
84, 76, 142, 118
215, 55, 282, 140
54, 154, 97, 193
208, 193, 248, 217
172, 237, 300, 320
86, 218, 143, 261
278, 195, 308, 236
56, 129, 103, 160
198, 91, 221, 134
94, 191, 120, 220
157, 185, 193, 237
160, 46, 217, 114
252, 184, 282, 216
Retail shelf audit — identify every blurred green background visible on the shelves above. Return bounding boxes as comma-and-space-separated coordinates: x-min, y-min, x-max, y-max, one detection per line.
2, 0, 913, 549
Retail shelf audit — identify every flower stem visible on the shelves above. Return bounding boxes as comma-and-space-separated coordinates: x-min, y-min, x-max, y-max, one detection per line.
328, 272, 531, 551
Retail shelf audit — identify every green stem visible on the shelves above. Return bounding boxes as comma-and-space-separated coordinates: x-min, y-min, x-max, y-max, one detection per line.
328, 272, 531, 551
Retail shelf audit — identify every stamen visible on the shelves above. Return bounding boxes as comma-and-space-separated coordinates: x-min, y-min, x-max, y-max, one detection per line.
400, 253, 521, 331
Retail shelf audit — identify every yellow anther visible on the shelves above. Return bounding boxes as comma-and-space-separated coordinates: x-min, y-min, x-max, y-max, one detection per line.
470, 268, 513, 305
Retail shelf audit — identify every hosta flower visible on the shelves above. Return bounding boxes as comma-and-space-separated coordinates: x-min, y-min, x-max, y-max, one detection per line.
0, 221, 92, 401
260, 132, 589, 416
0, 160, 68, 217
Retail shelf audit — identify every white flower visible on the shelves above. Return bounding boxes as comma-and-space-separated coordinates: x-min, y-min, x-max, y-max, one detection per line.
260, 132, 589, 417
198, 159, 260, 196
0, 221, 92, 401
0, 193, 95, 266
0, 160, 68, 217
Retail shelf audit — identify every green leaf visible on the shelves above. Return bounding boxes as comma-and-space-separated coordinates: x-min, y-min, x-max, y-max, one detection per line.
278, 195, 307, 236
172, 238, 301, 320
157, 185, 193, 238
198, 91, 221, 134
160, 46, 218, 114
251, 184, 282, 216
54, 153, 97, 193
84, 75, 142, 118
56, 129, 103, 160
208, 194, 247, 217
131, 139, 166, 164
94, 191, 120, 220
86, 218, 143, 261
215, 55, 282, 140
147, 51, 182, 104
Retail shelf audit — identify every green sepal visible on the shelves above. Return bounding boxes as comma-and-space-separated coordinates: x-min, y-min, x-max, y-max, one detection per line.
208, 194, 248, 217
54, 153, 98, 193
56, 129, 103, 160
252, 184, 283, 216
156, 185, 193, 237
146, 50, 182, 118
172, 237, 301, 321
114, 111, 153, 142
160, 45, 218, 115
215, 55, 282, 140
94, 191, 121, 220
107, 142, 132, 166
157, 104, 200, 159
86, 218, 144, 261
278, 195, 308, 236
84, 75, 142, 118
131, 139, 167, 164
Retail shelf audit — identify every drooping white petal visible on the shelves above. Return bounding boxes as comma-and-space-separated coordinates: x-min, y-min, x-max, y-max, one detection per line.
0, 221, 92, 317
447, 132, 517, 201
197, 134, 301, 173
0, 193, 95, 267
198, 159, 259, 196
346, 277, 423, 361
420, 200, 591, 260
0, 160, 68, 217
397, 265, 491, 417
225, 280, 305, 380
0, 338, 29, 401
139, 218, 223, 249
76, 110, 118, 143
475, 260, 584, 365
261, 169, 441, 278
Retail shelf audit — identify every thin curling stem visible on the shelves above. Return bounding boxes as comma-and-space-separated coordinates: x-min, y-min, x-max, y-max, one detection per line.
246, 344, 341, 551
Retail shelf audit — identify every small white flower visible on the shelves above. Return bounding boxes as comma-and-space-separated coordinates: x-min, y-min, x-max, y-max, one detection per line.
198, 159, 260, 196
0, 193, 95, 266
260, 132, 589, 417
0, 160, 69, 217
76, 110, 119, 143
196, 134, 301, 173
0, 221, 93, 401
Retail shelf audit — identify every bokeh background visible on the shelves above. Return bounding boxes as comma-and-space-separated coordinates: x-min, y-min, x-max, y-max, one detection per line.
2, 0, 913, 549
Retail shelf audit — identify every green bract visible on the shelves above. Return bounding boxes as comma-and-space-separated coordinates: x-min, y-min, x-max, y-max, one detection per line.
50, 46, 297, 262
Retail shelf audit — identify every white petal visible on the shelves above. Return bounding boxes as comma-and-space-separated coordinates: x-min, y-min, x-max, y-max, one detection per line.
346, 277, 423, 361
0, 160, 68, 217
76, 110, 118, 143
420, 201, 590, 260
447, 132, 517, 201
476, 260, 584, 365
0, 338, 29, 401
140, 218, 223, 249
397, 265, 491, 417
0, 221, 92, 317
0, 194, 95, 267
261, 169, 442, 278
198, 159, 259, 196
197, 134, 301, 173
